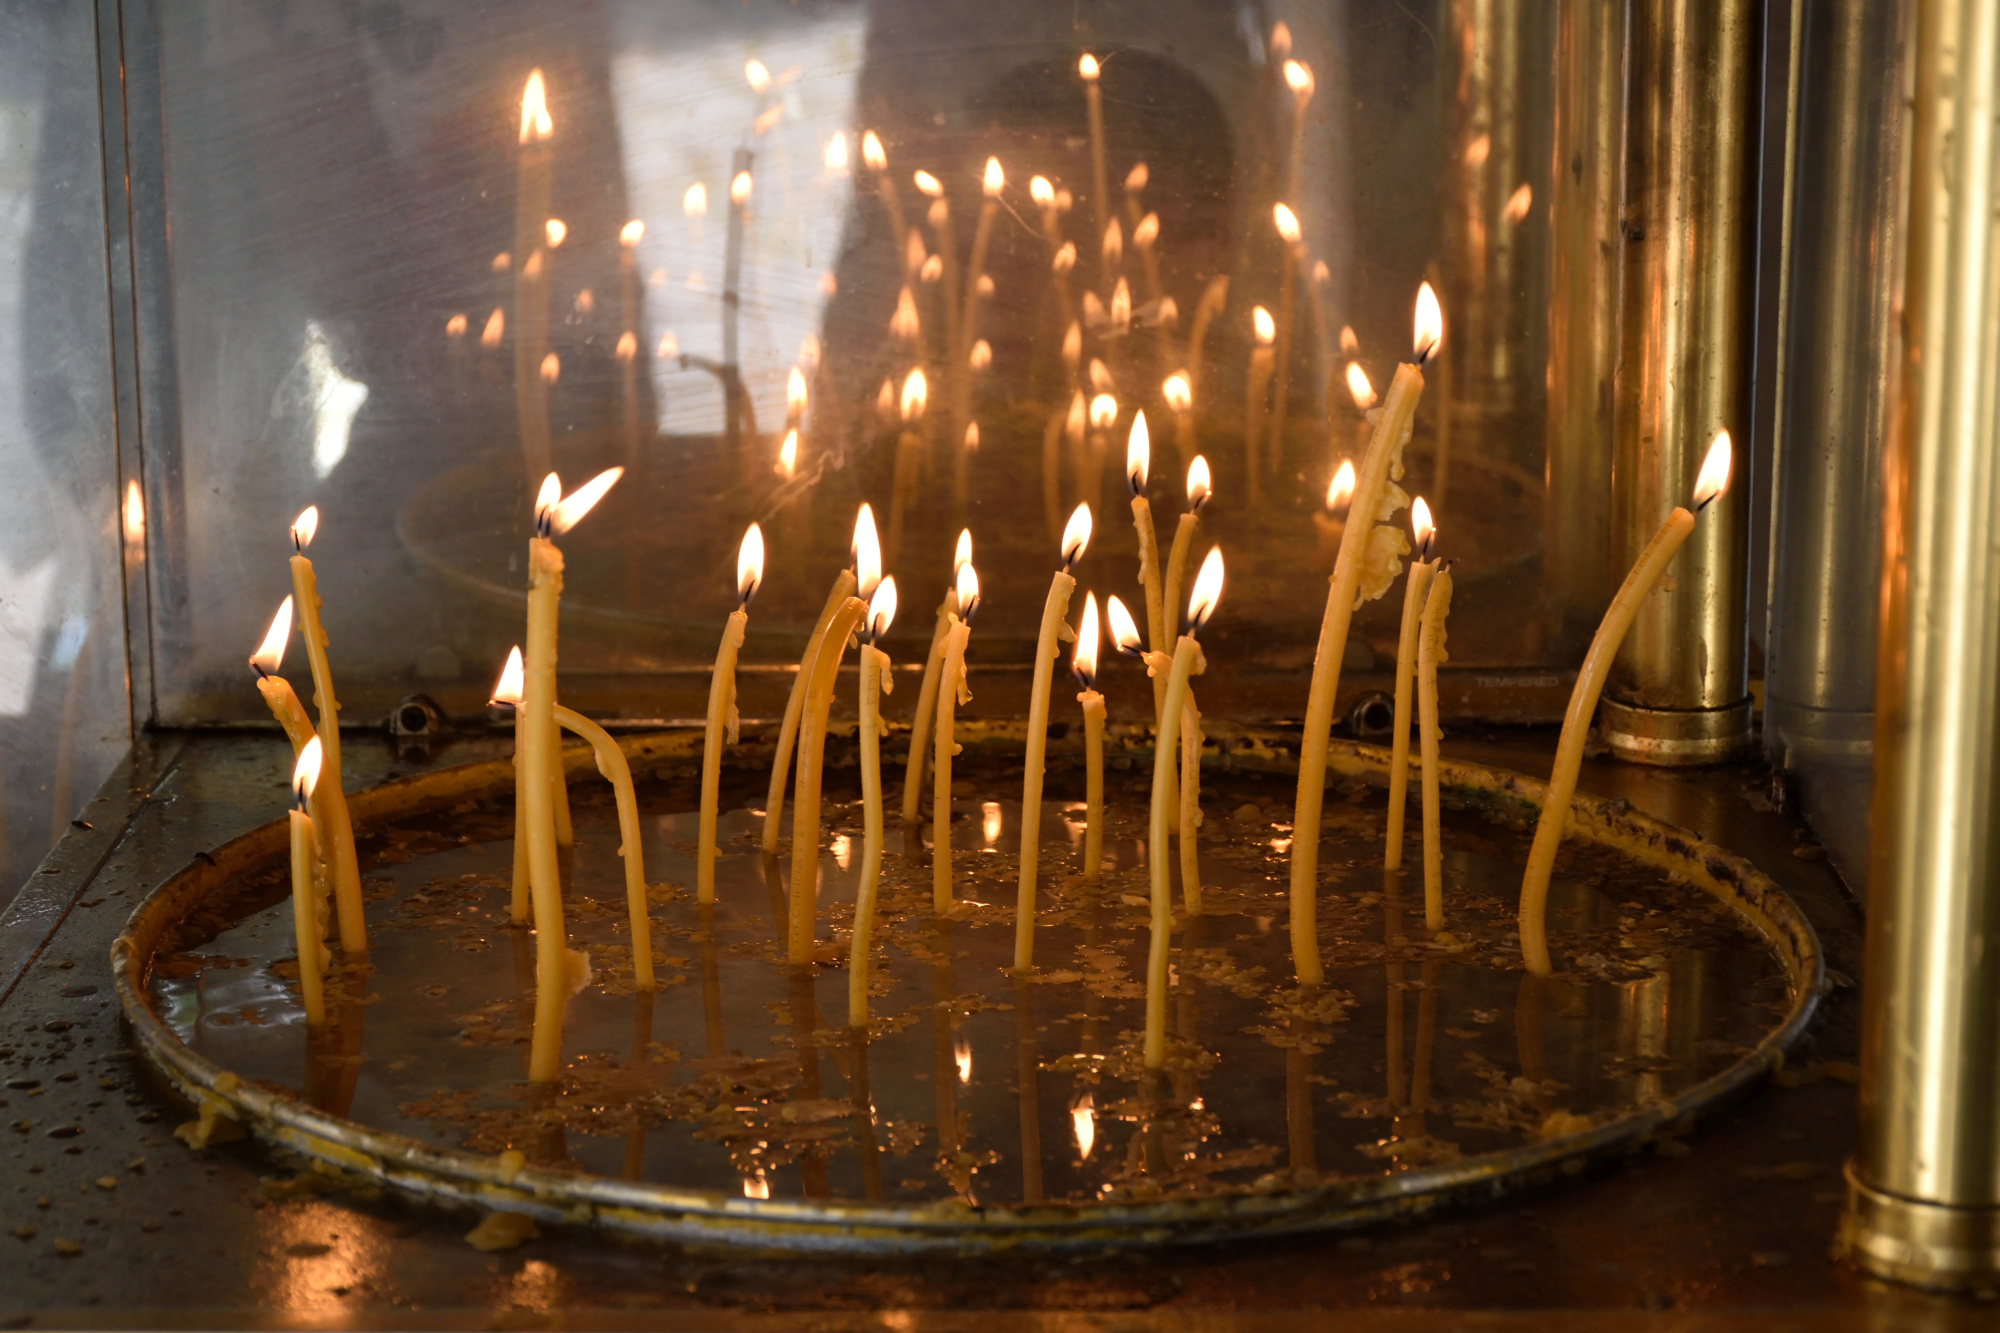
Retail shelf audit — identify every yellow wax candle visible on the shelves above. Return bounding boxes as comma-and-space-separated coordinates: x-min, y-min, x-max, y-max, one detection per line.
286, 508, 364, 956
788, 595, 870, 966
1179, 687, 1203, 910
1080, 55, 1109, 279
1073, 593, 1105, 884
849, 579, 898, 1026
862, 131, 909, 270
902, 530, 968, 824
551, 703, 654, 990
933, 563, 979, 913
700, 525, 763, 902
289, 737, 328, 1026
1520, 431, 1733, 974
1014, 506, 1091, 972
1245, 308, 1276, 504
1270, 206, 1303, 480
1417, 567, 1454, 931
487, 647, 533, 924
761, 566, 861, 857
522, 468, 622, 1081
1160, 458, 1211, 668
1385, 499, 1439, 871
514, 72, 555, 484
1140, 548, 1224, 1070
1290, 283, 1442, 986
1127, 414, 1169, 725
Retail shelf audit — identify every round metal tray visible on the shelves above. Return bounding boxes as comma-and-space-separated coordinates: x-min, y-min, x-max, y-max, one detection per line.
111, 730, 1824, 1254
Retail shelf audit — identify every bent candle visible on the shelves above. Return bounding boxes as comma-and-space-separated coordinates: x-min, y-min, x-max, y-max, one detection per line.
849, 576, 899, 1026
698, 524, 764, 902
1015, 504, 1092, 972
286, 507, 364, 955
1385, 499, 1439, 871
903, 529, 970, 824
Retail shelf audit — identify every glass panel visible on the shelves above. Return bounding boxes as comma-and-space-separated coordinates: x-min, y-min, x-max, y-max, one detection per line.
141, 1, 1568, 732
0, 1, 130, 905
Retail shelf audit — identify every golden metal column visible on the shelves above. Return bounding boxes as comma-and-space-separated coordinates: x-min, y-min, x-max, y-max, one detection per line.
1839, 0, 2000, 1290
1544, 0, 1627, 639
1601, 0, 1758, 763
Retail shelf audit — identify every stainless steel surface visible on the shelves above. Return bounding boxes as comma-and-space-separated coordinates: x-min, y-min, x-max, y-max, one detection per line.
1604, 0, 1758, 764
1764, 0, 1912, 885
0, 1, 131, 908
1843, 0, 2000, 1291
1542, 0, 1626, 640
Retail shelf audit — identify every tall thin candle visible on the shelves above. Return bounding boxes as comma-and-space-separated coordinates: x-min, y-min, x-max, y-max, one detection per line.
1385, 499, 1439, 870
1072, 592, 1106, 884
1245, 307, 1276, 504
1417, 567, 1454, 931
698, 525, 763, 902
286, 507, 363, 955
761, 564, 860, 857
1127, 413, 1169, 726
1015, 505, 1092, 971
932, 562, 980, 913
289, 737, 328, 1026
902, 528, 970, 824
1270, 205, 1303, 481
849, 577, 898, 1026
1160, 457, 1212, 661
1080, 55, 1109, 281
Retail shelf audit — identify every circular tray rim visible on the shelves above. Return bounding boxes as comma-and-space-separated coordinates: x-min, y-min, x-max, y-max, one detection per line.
111, 729, 1826, 1254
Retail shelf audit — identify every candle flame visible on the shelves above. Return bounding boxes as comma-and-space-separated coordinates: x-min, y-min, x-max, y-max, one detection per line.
900, 368, 928, 421
548, 467, 623, 536
490, 645, 524, 706
540, 352, 560, 384
1412, 495, 1436, 559
969, 339, 992, 371
867, 575, 898, 643
1053, 241, 1077, 275
862, 129, 887, 171
1273, 202, 1300, 244
291, 506, 319, 551
891, 286, 921, 340
1061, 503, 1093, 570
1340, 324, 1360, 355
1327, 459, 1356, 514
776, 429, 798, 481
1126, 411, 1150, 494
481, 308, 505, 348
852, 503, 882, 597
1107, 594, 1143, 655
743, 1175, 770, 1200
445, 313, 467, 339
1346, 362, 1377, 410
535, 473, 562, 531
544, 218, 566, 248
1284, 59, 1315, 99
1134, 211, 1159, 248
1072, 1093, 1096, 1158
954, 1032, 972, 1084
1163, 371, 1192, 412
1414, 282, 1444, 364
955, 561, 981, 622
1188, 455, 1212, 511
824, 132, 848, 172
1187, 546, 1225, 635
787, 366, 808, 413
1504, 182, 1533, 223
123, 479, 145, 545
250, 596, 293, 677
745, 59, 771, 94
620, 219, 645, 247
1693, 429, 1733, 509
1078, 53, 1100, 81
1253, 306, 1276, 345
1064, 589, 1099, 693
954, 528, 974, 575
616, 331, 637, 362
1030, 175, 1055, 207
1089, 392, 1118, 431
730, 171, 753, 205
293, 734, 323, 804
983, 156, 1005, 196
737, 523, 765, 606
684, 182, 708, 216
519, 70, 552, 144
1102, 218, 1123, 266
1125, 162, 1149, 192
913, 170, 942, 198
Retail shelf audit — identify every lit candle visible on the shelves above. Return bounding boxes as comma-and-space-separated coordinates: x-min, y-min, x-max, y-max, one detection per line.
249, 597, 315, 755
862, 131, 909, 270
1162, 372, 1195, 475
848, 576, 899, 1027
932, 562, 980, 913
1245, 306, 1276, 504
885, 369, 928, 568
1290, 283, 1443, 986
1519, 431, 1734, 974
1015, 505, 1093, 971
699, 525, 762, 902
1270, 204, 1303, 482
1385, 498, 1439, 871
1079, 54, 1109, 282
1127, 413, 1169, 727
901, 529, 970, 824
289, 737, 328, 1025
514, 71, 555, 482
759, 556, 861, 859
286, 507, 363, 955
523, 468, 622, 1081
1417, 565, 1453, 931
1072, 592, 1105, 885
1141, 548, 1225, 1069
1160, 456, 1212, 662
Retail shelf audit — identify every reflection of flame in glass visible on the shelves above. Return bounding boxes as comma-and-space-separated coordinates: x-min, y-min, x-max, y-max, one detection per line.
954, 1032, 973, 1084
123, 480, 145, 546
824, 133, 848, 172
1162, 372, 1191, 413
544, 218, 566, 248
1073, 1094, 1096, 1158
684, 182, 708, 216
481, 309, 505, 348
832, 834, 851, 870
1504, 183, 1533, 223
982, 801, 1003, 845
743, 1175, 770, 1199
445, 313, 467, 340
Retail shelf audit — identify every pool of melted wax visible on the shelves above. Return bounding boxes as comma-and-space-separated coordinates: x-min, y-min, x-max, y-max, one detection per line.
151, 768, 1791, 1209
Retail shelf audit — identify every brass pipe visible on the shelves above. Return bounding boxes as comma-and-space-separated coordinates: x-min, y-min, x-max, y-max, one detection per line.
1839, 0, 2000, 1288
1544, 0, 1627, 636
1602, 0, 1758, 764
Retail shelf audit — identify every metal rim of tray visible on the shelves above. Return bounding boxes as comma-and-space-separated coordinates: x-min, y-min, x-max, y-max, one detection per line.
110, 729, 1826, 1255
